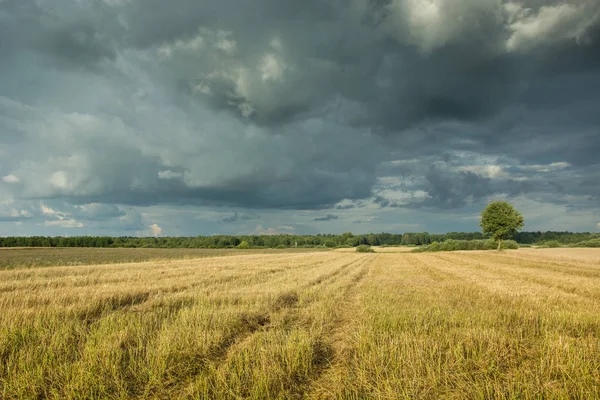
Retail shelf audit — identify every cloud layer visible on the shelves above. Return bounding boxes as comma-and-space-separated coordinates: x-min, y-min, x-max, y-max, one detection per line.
0, 0, 599, 235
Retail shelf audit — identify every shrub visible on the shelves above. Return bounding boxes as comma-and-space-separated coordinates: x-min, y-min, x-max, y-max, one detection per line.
237, 241, 250, 249
356, 245, 375, 253
412, 239, 518, 253
569, 239, 600, 248
538, 240, 561, 248
502, 240, 519, 249
276, 244, 287, 249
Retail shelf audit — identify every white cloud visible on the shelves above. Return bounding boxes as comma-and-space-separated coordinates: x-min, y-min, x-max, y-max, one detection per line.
521, 162, 571, 173
458, 164, 509, 179
382, 0, 599, 53
193, 82, 212, 95
375, 189, 430, 206
0, 208, 33, 220
505, 3, 599, 51
157, 33, 205, 59
149, 223, 163, 237
156, 28, 236, 60
158, 170, 183, 180
260, 54, 286, 82
41, 203, 59, 216
49, 171, 70, 189
11, 209, 32, 218
269, 37, 284, 52
2, 174, 19, 184
40, 203, 79, 227
214, 32, 237, 54
385, 0, 499, 52
44, 219, 84, 228
253, 224, 295, 235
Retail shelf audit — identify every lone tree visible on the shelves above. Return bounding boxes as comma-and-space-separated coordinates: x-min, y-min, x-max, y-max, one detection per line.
480, 201, 524, 250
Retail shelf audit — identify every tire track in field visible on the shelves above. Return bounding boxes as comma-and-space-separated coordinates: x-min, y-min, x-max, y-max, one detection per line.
186, 254, 374, 399
406, 254, 460, 282
165, 253, 370, 398
302, 254, 376, 399
303, 255, 369, 290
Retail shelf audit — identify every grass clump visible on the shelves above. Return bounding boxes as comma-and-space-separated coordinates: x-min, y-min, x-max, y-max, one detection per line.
356, 245, 375, 253
273, 291, 299, 309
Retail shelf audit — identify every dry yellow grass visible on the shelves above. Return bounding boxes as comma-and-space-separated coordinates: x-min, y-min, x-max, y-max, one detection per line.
333, 246, 414, 253
1, 249, 599, 399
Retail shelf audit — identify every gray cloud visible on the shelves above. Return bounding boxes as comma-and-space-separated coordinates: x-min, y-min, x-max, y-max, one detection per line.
0, 0, 599, 234
314, 214, 339, 221
222, 212, 254, 223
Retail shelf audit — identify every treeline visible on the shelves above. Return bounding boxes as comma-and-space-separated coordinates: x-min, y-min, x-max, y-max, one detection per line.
512, 231, 599, 244
0, 231, 598, 249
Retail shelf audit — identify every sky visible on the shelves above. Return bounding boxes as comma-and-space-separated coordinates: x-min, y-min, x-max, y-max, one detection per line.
1, 0, 599, 237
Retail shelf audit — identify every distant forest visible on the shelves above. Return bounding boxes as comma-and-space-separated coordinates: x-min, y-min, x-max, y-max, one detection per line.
0, 231, 598, 248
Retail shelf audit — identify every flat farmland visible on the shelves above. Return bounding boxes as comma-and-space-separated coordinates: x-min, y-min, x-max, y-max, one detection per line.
1, 249, 599, 399
0, 247, 323, 270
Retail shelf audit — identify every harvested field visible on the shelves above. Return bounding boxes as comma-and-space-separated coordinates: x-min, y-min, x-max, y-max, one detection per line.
1, 249, 599, 399
0, 247, 323, 270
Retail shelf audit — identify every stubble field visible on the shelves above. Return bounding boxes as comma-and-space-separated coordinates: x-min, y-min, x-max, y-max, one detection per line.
1, 248, 599, 399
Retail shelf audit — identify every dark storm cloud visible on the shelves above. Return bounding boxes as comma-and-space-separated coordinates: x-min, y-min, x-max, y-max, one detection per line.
1, 1, 120, 67
0, 0, 599, 232
314, 214, 339, 221
222, 212, 254, 223
416, 167, 525, 209
71, 204, 125, 221
41, 23, 117, 67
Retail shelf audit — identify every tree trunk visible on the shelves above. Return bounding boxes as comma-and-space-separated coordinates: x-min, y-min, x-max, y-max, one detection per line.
497, 239, 502, 251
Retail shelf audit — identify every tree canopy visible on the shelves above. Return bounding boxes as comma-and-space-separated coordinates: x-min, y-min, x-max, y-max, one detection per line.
480, 201, 524, 250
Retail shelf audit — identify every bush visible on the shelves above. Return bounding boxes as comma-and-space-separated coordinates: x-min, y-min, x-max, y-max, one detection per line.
412, 239, 518, 253
276, 244, 287, 249
356, 245, 375, 253
502, 240, 519, 249
538, 240, 561, 248
237, 241, 250, 249
569, 239, 600, 248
